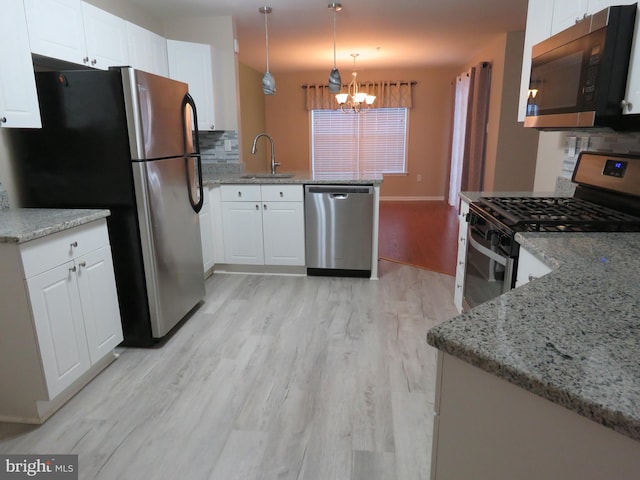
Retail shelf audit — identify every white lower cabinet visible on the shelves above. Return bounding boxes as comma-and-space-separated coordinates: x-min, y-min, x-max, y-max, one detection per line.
199, 187, 214, 273
453, 199, 470, 313
220, 184, 305, 266
0, 218, 123, 423
515, 245, 553, 288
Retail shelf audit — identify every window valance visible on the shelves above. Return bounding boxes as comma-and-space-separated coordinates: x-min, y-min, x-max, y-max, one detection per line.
303, 81, 415, 110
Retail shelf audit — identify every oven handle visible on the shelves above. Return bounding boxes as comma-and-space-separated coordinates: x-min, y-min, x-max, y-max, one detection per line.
468, 233, 507, 266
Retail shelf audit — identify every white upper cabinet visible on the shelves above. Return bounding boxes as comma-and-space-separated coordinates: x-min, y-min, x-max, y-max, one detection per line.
551, 0, 589, 34
23, 0, 87, 65
125, 21, 169, 77
518, 0, 554, 122
167, 40, 216, 131
0, 0, 41, 128
24, 0, 129, 69
586, 0, 617, 15
80, 2, 129, 69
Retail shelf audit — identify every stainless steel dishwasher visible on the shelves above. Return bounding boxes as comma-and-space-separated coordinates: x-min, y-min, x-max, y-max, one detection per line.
305, 184, 374, 277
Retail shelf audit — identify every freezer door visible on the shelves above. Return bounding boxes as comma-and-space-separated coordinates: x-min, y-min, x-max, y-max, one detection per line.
122, 68, 192, 160
132, 156, 205, 338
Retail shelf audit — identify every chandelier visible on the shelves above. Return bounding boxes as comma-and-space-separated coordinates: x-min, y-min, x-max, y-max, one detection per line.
335, 54, 376, 113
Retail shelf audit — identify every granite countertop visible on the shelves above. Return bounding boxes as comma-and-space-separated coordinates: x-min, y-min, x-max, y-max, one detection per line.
427, 230, 640, 442
0, 208, 110, 244
203, 171, 383, 187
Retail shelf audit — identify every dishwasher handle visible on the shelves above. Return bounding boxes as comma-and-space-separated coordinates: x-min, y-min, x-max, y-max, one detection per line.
305, 185, 373, 195
330, 193, 349, 199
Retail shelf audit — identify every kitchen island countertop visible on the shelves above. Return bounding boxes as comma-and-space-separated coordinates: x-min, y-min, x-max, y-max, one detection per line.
428, 224, 640, 442
0, 208, 110, 244
203, 171, 383, 186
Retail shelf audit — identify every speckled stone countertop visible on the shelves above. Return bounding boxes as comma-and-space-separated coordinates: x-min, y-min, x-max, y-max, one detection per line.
0, 208, 110, 244
203, 171, 383, 187
427, 227, 640, 442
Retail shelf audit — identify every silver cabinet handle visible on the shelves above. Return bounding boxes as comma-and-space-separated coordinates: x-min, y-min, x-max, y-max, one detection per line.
238, 191, 242, 197
279, 192, 284, 197
78, 261, 86, 268
621, 100, 633, 111
255, 204, 259, 210
263, 204, 267, 210
528, 274, 538, 282
70, 241, 78, 248
69, 266, 77, 273
210, 124, 215, 130
0, 117, 6, 124
90, 59, 97, 66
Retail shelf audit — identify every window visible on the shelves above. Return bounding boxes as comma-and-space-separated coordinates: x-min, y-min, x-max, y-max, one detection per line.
311, 108, 408, 177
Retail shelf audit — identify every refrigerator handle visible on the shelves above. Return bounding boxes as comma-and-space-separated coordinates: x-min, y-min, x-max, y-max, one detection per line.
182, 93, 204, 214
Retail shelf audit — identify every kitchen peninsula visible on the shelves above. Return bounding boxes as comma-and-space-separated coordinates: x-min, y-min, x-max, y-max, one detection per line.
201, 170, 383, 279
427, 230, 640, 479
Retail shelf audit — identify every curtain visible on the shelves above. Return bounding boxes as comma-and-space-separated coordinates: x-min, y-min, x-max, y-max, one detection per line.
447, 62, 491, 206
448, 70, 472, 206
305, 81, 413, 110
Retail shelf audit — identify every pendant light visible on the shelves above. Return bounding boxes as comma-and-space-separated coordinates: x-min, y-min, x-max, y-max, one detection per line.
328, 3, 342, 93
260, 6, 275, 95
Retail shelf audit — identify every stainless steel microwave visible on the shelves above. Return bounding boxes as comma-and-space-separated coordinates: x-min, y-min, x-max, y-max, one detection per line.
525, 4, 637, 130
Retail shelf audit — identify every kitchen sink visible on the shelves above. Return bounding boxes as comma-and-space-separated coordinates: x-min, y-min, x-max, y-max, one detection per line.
240, 173, 295, 179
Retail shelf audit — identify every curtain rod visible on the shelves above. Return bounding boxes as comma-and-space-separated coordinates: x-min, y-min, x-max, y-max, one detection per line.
301, 81, 417, 89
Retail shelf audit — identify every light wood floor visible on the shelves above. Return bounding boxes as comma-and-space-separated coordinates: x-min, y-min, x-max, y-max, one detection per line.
0, 260, 458, 480
378, 201, 458, 276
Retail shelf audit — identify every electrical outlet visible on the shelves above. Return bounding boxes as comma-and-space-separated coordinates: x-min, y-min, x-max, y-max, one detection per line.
417, 174, 422, 182
224, 140, 232, 152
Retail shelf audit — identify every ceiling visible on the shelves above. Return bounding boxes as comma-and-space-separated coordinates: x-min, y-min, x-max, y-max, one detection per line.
127, 0, 529, 73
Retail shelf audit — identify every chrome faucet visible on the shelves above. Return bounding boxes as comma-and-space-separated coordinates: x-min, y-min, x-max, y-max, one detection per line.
251, 133, 280, 175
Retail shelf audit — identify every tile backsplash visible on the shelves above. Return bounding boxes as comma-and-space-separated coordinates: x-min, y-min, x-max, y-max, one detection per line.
198, 130, 242, 174
562, 131, 640, 177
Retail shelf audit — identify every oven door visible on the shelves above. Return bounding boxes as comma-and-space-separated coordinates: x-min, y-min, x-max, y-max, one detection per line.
463, 220, 516, 310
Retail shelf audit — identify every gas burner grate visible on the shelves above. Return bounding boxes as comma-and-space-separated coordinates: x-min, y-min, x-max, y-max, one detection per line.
477, 197, 640, 232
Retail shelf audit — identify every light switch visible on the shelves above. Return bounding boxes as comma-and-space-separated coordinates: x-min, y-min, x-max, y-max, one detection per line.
224, 140, 232, 152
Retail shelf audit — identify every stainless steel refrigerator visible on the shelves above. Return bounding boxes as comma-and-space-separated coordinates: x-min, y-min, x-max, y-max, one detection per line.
9, 67, 206, 346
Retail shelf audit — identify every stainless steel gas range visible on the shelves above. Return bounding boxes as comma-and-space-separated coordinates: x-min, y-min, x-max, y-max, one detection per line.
463, 151, 640, 310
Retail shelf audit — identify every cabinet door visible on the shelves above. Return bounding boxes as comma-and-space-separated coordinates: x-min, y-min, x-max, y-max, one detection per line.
454, 200, 470, 313
551, 0, 589, 34
221, 202, 264, 264
262, 202, 305, 266
24, 0, 88, 66
76, 246, 123, 364
515, 247, 552, 288
518, 0, 554, 121
81, 2, 129, 70
125, 22, 168, 76
167, 40, 215, 130
199, 190, 214, 272
0, 0, 41, 128
26, 262, 90, 399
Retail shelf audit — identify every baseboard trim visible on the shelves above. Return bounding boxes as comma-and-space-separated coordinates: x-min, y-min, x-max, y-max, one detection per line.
380, 196, 445, 202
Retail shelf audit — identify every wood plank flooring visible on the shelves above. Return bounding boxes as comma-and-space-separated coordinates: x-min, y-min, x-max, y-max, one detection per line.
0, 260, 458, 480
378, 201, 458, 276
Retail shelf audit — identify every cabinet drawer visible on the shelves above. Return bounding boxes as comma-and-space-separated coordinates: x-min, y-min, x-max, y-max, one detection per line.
220, 185, 262, 202
261, 184, 303, 202
20, 219, 110, 279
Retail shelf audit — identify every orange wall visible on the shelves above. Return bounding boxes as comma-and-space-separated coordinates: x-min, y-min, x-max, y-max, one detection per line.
254, 67, 459, 198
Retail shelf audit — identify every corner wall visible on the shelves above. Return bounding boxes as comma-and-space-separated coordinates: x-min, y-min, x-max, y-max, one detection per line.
462, 31, 540, 192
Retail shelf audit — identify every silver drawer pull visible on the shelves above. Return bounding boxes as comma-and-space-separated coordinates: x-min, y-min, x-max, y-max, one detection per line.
70, 241, 78, 248
255, 204, 259, 210
238, 191, 242, 197
78, 261, 86, 268
280, 192, 283, 197
69, 266, 77, 273
528, 274, 538, 282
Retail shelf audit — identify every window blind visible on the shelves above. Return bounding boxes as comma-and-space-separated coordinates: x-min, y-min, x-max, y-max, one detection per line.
311, 108, 407, 176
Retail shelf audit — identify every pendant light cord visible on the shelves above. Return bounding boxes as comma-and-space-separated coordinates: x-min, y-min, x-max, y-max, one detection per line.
333, 8, 337, 68
264, 10, 270, 73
